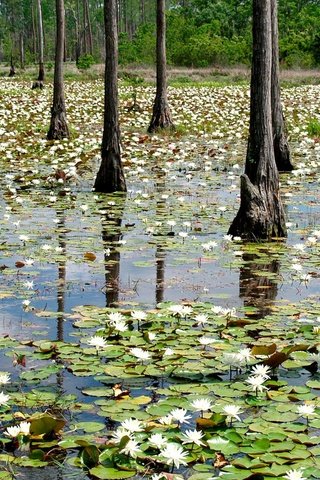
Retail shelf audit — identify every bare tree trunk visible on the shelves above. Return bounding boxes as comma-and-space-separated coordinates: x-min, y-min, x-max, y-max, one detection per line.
75, 0, 81, 63
84, 0, 93, 55
47, 0, 69, 140
19, 32, 25, 69
93, 0, 126, 193
148, 0, 174, 133
9, 54, 15, 77
32, 2, 37, 56
271, 0, 293, 172
228, 0, 286, 240
37, 0, 44, 84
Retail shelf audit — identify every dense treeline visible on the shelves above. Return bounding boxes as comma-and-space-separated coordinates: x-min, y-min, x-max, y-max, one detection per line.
0, 0, 319, 69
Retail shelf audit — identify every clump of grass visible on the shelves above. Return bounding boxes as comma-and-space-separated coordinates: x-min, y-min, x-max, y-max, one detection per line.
307, 118, 320, 137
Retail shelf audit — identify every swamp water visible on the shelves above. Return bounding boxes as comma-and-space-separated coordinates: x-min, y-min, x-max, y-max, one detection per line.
0, 80, 320, 479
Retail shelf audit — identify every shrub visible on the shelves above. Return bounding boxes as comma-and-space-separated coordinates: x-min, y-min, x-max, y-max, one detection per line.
77, 54, 95, 70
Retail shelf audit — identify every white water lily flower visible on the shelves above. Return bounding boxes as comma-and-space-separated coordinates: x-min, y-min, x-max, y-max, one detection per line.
194, 314, 209, 326
159, 414, 173, 425
111, 319, 128, 332
160, 443, 188, 469
19, 422, 31, 435
108, 311, 125, 322
24, 258, 34, 266
297, 404, 316, 417
284, 469, 306, 480
222, 404, 243, 422
246, 374, 268, 394
251, 364, 271, 379
120, 418, 144, 433
0, 373, 10, 385
0, 391, 10, 405
87, 336, 109, 350
149, 433, 167, 449
4, 425, 21, 437
190, 398, 212, 412
130, 347, 151, 361
120, 439, 142, 458
163, 348, 174, 356
198, 336, 216, 346
23, 280, 34, 290
170, 408, 191, 425
168, 304, 184, 316
181, 305, 193, 316
181, 428, 205, 446
131, 310, 147, 321
111, 427, 133, 443
237, 348, 252, 363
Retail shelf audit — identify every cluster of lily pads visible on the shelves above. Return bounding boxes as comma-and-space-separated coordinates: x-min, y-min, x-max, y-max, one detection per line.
0, 78, 320, 479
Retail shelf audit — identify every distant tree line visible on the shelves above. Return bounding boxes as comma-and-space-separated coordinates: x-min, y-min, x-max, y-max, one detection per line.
0, 0, 319, 69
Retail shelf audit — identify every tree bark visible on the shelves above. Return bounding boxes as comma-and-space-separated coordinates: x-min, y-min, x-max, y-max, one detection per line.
9, 54, 15, 77
84, 0, 93, 55
148, 0, 174, 133
19, 32, 25, 69
93, 0, 126, 193
47, 0, 69, 140
271, 0, 293, 172
37, 0, 44, 83
228, 0, 286, 241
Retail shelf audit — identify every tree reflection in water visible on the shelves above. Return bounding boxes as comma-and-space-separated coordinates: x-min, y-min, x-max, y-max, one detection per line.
239, 253, 280, 319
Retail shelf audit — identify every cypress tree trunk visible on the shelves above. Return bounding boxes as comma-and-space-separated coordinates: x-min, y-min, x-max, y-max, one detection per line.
228, 0, 286, 241
93, 0, 126, 193
33, 0, 45, 88
19, 32, 25, 69
47, 0, 69, 140
148, 0, 174, 133
9, 54, 15, 77
271, 0, 293, 172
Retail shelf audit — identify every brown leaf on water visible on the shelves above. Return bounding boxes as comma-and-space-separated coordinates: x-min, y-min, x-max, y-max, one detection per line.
112, 383, 130, 399
15, 261, 25, 268
264, 351, 288, 368
214, 452, 229, 468
84, 252, 96, 262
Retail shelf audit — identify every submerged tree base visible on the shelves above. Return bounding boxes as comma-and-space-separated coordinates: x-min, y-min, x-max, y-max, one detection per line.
228, 174, 287, 241
94, 150, 127, 193
148, 99, 174, 134
47, 108, 69, 140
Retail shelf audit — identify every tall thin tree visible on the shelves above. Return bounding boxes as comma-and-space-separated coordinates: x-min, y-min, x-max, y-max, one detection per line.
271, 0, 293, 172
228, 0, 286, 240
93, 0, 126, 193
32, 0, 45, 88
47, 0, 69, 140
148, 0, 174, 133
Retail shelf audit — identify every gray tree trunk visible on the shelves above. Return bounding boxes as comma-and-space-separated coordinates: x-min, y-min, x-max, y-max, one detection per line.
148, 0, 174, 133
47, 0, 69, 140
228, 0, 286, 240
93, 0, 126, 193
33, 0, 45, 87
271, 0, 293, 172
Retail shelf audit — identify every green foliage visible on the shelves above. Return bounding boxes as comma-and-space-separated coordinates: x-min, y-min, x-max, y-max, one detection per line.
307, 118, 320, 137
77, 54, 95, 71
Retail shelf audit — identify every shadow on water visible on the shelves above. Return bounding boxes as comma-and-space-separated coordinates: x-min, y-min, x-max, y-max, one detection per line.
239, 252, 281, 319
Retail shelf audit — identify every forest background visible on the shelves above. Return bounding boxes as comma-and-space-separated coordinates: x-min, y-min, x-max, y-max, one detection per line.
1, 0, 320, 72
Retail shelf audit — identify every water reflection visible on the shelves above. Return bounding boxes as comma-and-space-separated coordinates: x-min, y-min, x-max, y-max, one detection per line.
239, 253, 280, 319
101, 198, 125, 308
155, 171, 167, 304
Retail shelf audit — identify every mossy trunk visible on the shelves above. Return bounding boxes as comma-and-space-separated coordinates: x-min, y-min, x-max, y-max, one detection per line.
228, 0, 286, 241
148, 0, 174, 133
93, 0, 126, 193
